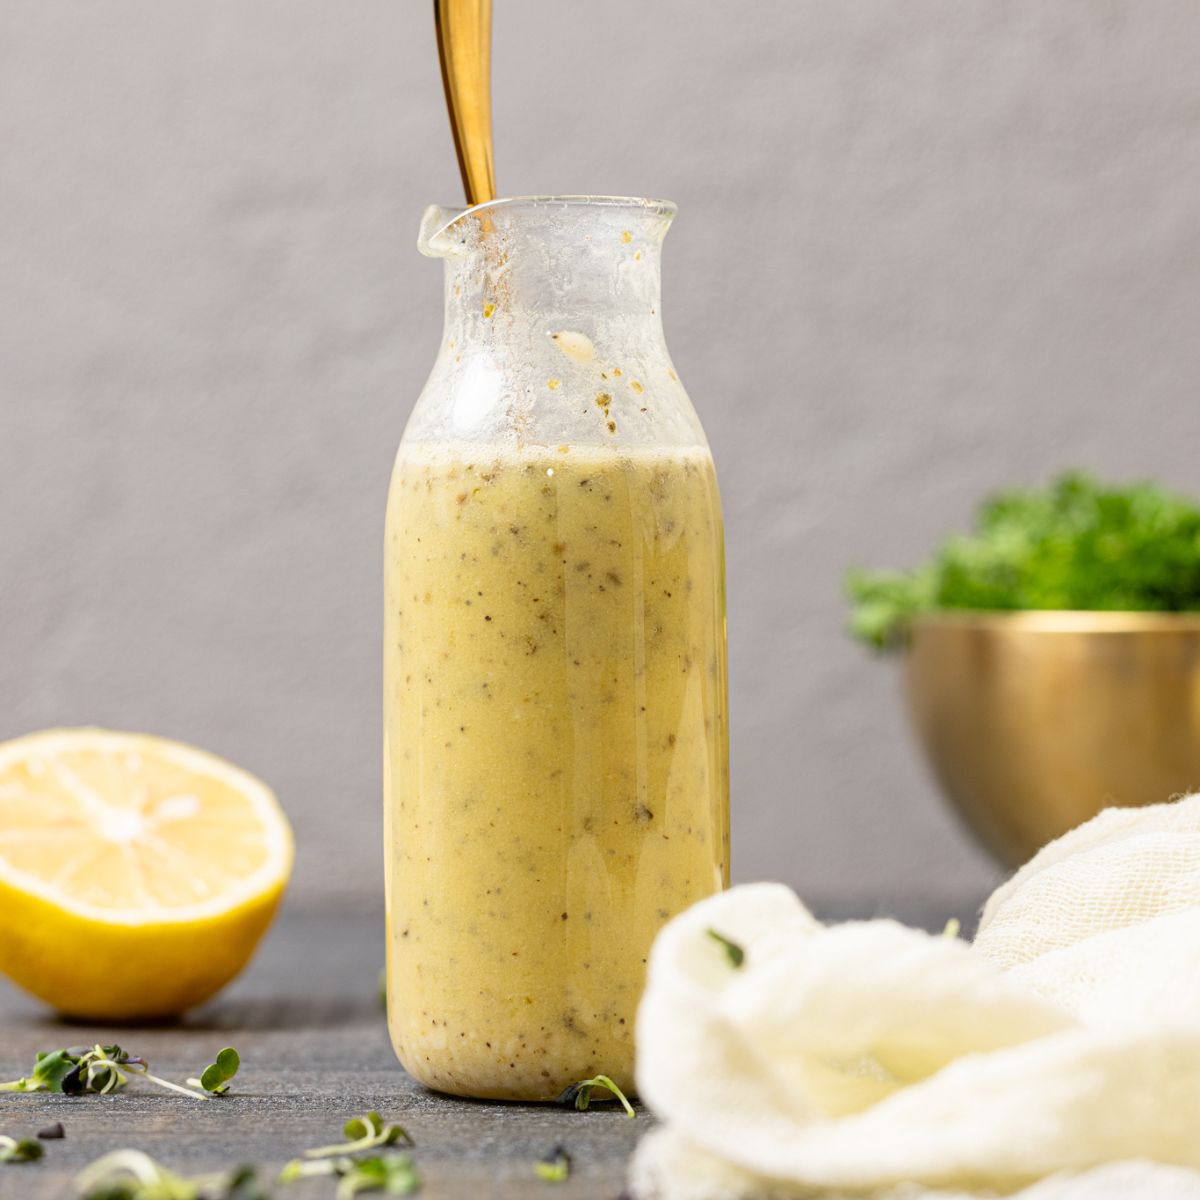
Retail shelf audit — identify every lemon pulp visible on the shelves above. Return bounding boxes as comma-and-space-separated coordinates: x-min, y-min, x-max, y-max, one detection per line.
0, 728, 293, 1019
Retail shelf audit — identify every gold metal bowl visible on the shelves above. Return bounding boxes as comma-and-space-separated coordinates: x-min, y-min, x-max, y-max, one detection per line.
906, 611, 1200, 866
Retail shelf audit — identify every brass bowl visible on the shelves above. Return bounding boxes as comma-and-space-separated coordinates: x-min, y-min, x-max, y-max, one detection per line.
906, 611, 1200, 866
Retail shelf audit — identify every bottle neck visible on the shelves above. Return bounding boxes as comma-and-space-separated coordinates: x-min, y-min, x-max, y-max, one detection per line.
426, 199, 672, 357
409, 199, 705, 449
441, 258, 665, 354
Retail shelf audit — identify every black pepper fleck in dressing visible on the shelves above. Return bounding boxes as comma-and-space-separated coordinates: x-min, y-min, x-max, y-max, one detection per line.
384, 444, 729, 1101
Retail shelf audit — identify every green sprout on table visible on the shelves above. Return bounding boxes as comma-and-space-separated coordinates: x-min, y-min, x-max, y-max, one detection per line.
706, 927, 745, 968
280, 1153, 421, 1197
279, 1112, 419, 1195
0, 1134, 44, 1164
533, 1143, 571, 1183
557, 1075, 635, 1118
330, 1154, 421, 1197
0, 1044, 237, 1101
187, 1048, 241, 1096
300, 1112, 414, 1159
1, 1047, 89, 1093
71, 1111, 420, 1199
75, 1149, 266, 1200
0, 1120, 66, 1167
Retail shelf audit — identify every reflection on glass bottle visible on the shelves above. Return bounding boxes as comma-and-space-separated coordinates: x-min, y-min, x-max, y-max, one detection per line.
384, 197, 729, 1100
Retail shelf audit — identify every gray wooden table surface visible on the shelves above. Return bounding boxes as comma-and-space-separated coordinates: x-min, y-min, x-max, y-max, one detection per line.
0, 898, 977, 1200
0, 909, 645, 1200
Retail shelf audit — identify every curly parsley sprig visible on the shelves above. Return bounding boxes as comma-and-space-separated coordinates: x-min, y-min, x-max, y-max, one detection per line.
847, 471, 1200, 650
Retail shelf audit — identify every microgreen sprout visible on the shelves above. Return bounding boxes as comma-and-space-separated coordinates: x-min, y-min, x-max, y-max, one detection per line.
279, 1156, 338, 1184
0, 1135, 44, 1164
706, 928, 745, 968
75, 1149, 265, 1199
222, 1166, 268, 1200
280, 1152, 420, 1196
187, 1048, 240, 1095
1, 1045, 235, 1101
0, 1118, 68, 1165
533, 1144, 571, 1182
1, 1047, 82, 1093
557, 1075, 635, 1118
277, 1113, 422, 1190
333, 1153, 421, 1197
279, 1114, 420, 1195
301, 1112, 413, 1160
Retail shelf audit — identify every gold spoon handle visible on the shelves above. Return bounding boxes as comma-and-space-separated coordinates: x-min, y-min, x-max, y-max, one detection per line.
434, 0, 496, 206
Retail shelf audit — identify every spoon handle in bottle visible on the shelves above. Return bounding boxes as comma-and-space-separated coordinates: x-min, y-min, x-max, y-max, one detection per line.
434, 0, 497, 207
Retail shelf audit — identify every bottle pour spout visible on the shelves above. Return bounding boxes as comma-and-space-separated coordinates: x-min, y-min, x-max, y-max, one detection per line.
417, 196, 677, 261
417, 205, 465, 259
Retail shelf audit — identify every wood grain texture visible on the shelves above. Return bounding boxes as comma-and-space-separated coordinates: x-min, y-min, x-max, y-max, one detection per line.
0, 900, 966, 1199
0, 911, 644, 1200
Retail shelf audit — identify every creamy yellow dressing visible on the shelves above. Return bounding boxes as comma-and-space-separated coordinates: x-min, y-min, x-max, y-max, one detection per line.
384, 441, 729, 1099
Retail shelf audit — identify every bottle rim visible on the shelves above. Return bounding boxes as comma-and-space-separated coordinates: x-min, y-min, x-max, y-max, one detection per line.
419, 195, 677, 257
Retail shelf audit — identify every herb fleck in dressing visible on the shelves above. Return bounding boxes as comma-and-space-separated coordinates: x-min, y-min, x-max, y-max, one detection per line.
384, 442, 729, 1100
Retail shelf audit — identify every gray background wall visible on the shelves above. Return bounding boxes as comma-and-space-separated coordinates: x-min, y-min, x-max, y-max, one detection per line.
5, 0, 1200, 916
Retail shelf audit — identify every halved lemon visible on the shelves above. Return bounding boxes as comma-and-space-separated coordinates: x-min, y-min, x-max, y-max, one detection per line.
0, 728, 293, 1019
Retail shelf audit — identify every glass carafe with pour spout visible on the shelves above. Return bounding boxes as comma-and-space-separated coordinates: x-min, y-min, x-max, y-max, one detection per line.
384, 196, 729, 1101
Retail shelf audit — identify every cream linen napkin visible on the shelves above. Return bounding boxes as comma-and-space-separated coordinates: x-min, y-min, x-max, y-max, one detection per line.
630, 796, 1200, 1200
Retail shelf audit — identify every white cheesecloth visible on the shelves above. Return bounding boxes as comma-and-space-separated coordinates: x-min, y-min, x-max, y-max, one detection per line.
630, 795, 1200, 1199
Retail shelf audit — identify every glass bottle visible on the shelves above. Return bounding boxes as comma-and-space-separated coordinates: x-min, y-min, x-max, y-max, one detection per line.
384, 196, 729, 1101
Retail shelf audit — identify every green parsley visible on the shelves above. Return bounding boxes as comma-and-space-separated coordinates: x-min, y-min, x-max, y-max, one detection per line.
847, 472, 1200, 650
557, 1074, 635, 1118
